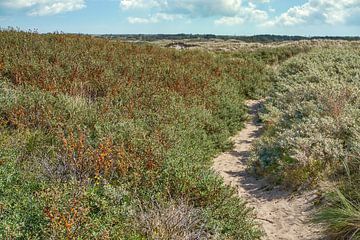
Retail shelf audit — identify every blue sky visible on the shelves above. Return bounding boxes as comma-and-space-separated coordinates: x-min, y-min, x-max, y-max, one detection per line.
0, 0, 359, 36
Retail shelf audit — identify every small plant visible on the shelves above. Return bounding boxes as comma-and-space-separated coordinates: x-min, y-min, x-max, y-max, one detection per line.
315, 190, 360, 239
44, 191, 89, 240
136, 200, 209, 240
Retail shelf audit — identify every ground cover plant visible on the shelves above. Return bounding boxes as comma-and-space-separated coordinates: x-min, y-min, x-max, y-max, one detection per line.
251, 45, 360, 239
0, 29, 310, 239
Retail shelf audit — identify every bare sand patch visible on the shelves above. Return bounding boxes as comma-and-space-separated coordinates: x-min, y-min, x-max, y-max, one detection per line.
212, 100, 323, 240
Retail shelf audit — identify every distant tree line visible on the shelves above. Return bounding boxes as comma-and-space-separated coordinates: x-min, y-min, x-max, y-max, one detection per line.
99, 34, 360, 43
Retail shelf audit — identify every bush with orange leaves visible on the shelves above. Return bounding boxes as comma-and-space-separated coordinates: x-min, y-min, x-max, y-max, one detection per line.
58, 129, 117, 182
0, 29, 311, 239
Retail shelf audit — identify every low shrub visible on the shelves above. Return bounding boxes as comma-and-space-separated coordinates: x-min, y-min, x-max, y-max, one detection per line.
251, 46, 360, 187
135, 200, 209, 240
250, 45, 360, 238
1, 29, 301, 239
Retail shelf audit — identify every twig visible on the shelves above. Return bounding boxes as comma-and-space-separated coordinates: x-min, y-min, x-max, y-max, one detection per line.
257, 217, 275, 224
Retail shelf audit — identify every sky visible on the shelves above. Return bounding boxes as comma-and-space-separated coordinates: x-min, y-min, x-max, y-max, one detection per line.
0, 0, 359, 36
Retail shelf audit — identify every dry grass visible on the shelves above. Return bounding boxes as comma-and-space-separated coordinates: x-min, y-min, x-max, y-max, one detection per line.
136, 200, 211, 240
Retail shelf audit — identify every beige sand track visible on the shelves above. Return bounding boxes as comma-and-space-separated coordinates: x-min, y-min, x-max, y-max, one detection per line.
212, 100, 322, 240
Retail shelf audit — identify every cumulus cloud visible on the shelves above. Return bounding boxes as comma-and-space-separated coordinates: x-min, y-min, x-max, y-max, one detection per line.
128, 13, 183, 24
1, 0, 37, 9
214, 2, 268, 25
120, 0, 360, 27
1, 0, 86, 16
120, 0, 160, 10
121, 0, 244, 17
249, 0, 270, 3
215, 16, 245, 25
120, 0, 269, 25
266, 0, 360, 26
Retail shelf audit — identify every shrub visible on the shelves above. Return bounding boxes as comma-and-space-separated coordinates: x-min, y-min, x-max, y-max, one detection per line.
135, 200, 209, 240
0, 29, 307, 239
250, 45, 360, 239
251, 46, 360, 188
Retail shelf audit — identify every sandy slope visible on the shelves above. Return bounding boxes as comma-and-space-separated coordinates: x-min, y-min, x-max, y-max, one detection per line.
212, 100, 322, 240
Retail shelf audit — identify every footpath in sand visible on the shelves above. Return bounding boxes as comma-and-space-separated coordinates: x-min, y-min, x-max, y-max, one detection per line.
212, 100, 322, 240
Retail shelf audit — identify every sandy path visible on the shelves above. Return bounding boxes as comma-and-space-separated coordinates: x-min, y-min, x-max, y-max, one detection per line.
212, 100, 322, 240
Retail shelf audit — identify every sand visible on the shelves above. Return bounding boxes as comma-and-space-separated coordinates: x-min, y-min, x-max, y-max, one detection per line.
212, 100, 323, 240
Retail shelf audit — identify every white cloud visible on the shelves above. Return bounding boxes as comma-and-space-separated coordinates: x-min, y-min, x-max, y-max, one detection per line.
1, 0, 86, 16
121, 0, 269, 25
215, 16, 244, 25
214, 2, 268, 26
121, 0, 360, 27
169, 0, 244, 17
266, 0, 360, 27
120, 0, 244, 17
120, 0, 160, 9
128, 13, 183, 24
268, 7, 275, 13
249, 0, 270, 3
246, 3, 268, 22
1, 0, 38, 9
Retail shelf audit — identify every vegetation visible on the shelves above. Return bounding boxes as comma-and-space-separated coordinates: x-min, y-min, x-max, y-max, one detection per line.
3, 29, 357, 240
251, 45, 360, 238
101, 34, 360, 43
315, 190, 360, 239
0, 29, 309, 239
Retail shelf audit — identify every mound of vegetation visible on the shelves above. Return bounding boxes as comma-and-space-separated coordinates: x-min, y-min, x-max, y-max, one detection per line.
0, 30, 309, 239
251, 45, 360, 238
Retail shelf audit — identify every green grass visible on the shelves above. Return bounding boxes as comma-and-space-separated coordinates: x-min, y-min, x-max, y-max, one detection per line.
315, 190, 360, 239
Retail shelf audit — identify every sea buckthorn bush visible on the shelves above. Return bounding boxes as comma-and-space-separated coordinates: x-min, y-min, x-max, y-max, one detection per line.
0, 29, 307, 239
251, 46, 360, 239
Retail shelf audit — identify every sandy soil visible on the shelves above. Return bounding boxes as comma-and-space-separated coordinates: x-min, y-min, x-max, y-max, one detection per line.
212, 100, 323, 240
